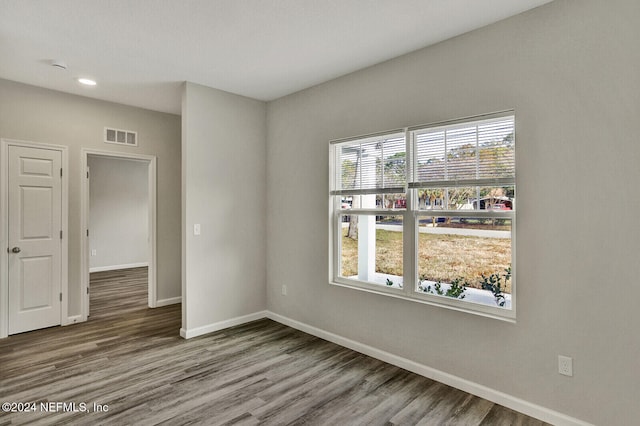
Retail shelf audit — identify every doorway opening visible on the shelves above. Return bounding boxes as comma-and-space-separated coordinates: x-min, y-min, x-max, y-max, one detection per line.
81, 150, 157, 321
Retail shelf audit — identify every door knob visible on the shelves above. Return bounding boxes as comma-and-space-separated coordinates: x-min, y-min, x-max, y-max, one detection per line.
11, 247, 20, 253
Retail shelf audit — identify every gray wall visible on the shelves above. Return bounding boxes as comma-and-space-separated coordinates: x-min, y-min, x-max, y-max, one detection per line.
88, 156, 148, 271
0, 79, 182, 310
181, 82, 267, 333
266, 1, 640, 424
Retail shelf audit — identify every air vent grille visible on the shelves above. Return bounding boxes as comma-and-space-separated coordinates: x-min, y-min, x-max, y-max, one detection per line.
104, 127, 137, 146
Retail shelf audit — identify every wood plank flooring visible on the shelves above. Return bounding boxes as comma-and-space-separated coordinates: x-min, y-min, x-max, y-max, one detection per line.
89, 267, 149, 320
0, 268, 549, 425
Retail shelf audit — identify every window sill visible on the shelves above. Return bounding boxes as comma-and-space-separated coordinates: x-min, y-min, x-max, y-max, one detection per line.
330, 277, 516, 323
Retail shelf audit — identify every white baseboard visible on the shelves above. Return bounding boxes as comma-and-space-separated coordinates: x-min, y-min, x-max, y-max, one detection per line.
89, 262, 149, 273
173, 309, 590, 425
156, 296, 181, 307
180, 310, 268, 339
62, 315, 84, 326
265, 311, 592, 426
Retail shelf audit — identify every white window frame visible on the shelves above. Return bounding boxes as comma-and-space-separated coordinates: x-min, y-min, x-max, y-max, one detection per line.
329, 130, 408, 297
329, 111, 516, 321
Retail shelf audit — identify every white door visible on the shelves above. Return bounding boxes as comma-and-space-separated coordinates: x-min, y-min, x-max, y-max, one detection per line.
8, 145, 62, 334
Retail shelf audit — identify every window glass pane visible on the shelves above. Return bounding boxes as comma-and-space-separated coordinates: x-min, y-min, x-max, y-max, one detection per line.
417, 187, 476, 211
445, 125, 477, 180
382, 137, 406, 188
379, 194, 406, 209
412, 115, 514, 183
339, 194, 406, 210
417, 217, 512, 308
336, 134, 405, 192
417, 188, 446, 211
340, 214, 403, 289
477, 186, 515, 211
415, 130, 445, 181
477, 118, 515, 179
447, 186, 477, 210
416, 186, 514, 211
338, 146, 359, 191
359, 140, 380, 190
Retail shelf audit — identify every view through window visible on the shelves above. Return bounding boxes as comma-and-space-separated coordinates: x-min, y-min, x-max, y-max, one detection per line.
330, 113, 515, 318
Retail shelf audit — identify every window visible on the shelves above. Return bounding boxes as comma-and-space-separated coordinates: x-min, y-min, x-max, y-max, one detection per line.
330, 112, 516, 319
330, 131, 407, 290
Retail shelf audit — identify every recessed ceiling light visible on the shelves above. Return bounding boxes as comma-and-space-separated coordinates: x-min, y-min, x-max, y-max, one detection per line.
77, 78, 97, 86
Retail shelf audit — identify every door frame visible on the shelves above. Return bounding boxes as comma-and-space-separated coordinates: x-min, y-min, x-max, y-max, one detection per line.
81, 149, 157, 321
1, 139, 69, 338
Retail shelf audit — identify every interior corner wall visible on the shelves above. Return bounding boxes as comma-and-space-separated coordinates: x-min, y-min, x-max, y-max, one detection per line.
265, 0, 640, 424
88, 156, 149, 271
181, 82, 267, 334
0, 79, 182, 311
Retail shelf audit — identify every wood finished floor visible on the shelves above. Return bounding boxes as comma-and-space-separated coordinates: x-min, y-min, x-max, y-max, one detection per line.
0, 268, 549, 426
88, 267, 149, 320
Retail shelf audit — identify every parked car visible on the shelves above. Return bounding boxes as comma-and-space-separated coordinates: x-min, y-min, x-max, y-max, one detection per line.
489, 203, 511, 210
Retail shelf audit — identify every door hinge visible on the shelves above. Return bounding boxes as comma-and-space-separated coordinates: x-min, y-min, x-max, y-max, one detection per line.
59, 292, 62, 302
87, 229, 89, 237
87, 287, 90, 294
87, 171, 89, 178
60, 230, 63, 239
60, 168, 63, 177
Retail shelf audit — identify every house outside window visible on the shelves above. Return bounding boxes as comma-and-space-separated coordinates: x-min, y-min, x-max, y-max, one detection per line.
330, 112, 516, 320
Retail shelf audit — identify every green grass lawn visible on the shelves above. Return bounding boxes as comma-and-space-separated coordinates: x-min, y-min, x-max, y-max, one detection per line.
341, 228, 512, 293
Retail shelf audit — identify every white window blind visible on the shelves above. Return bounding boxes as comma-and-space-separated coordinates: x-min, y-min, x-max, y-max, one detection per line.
410, 115, 515, 190
330, 132, 406, 195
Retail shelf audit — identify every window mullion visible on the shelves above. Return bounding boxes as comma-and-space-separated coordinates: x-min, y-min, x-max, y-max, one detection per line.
444, 129, 448, 181
475, 125, 481, 206
381, 138, 384, 190
475, 125, 479, 179
403, 130, 415, 297
358, 143, 363, 193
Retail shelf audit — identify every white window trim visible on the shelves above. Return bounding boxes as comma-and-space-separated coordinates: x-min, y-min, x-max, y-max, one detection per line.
329, 111, 516, 322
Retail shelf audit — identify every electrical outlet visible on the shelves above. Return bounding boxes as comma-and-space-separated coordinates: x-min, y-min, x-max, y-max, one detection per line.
194, 224, 201, 235
558, 355, 573, 376
91, 249, 97, 256
281, 285, 287, 296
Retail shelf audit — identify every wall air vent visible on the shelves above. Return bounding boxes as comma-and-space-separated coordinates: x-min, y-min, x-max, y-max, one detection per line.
104, 127, 137, 147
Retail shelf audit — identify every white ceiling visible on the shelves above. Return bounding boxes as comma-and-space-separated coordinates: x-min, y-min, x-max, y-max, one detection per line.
0, 0, 554, 115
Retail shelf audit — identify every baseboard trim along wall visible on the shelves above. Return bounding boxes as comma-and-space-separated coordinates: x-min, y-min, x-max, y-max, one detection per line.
179, 311, 268, 339
89, 262, 149, 273
63, 315, 83, 326
265, 312, 592, 426
178, 309, 591, 425
156, 297, 182, 307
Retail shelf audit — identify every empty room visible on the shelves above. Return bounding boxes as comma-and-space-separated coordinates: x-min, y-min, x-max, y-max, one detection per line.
1, 1, 638, 425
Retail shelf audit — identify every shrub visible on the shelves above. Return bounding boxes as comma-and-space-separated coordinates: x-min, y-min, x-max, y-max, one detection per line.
418, 276, 467, 299
480, 267, 511, 307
